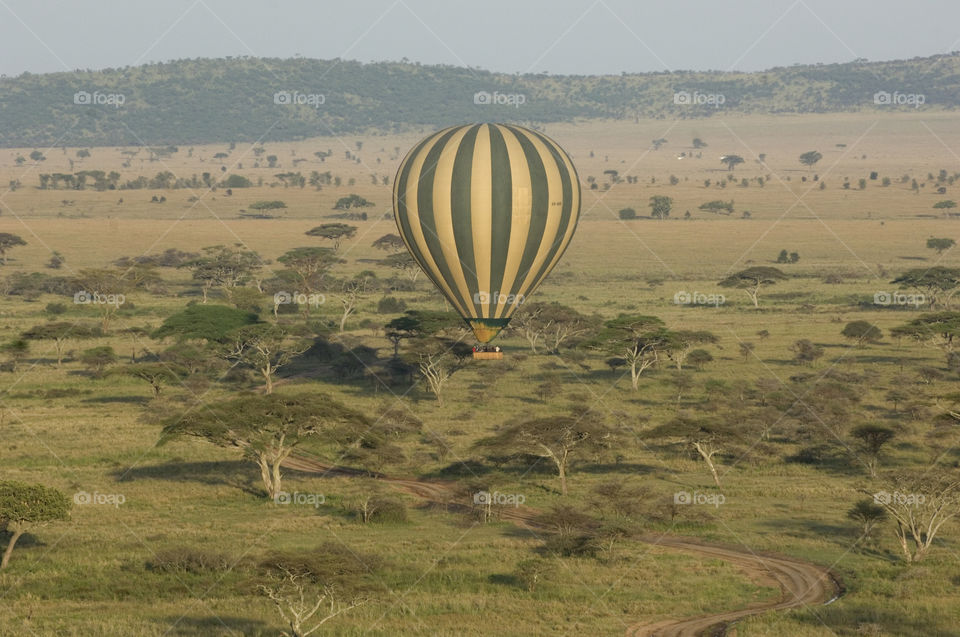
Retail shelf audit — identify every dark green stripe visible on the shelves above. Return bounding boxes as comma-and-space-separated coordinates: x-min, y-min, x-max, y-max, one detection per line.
519, 128, 579, 297
416, 127, 472, 311
487, 125, 512, 307
394, 132, 453, 302
503, 125, 550, 292
450, 125, 481, 313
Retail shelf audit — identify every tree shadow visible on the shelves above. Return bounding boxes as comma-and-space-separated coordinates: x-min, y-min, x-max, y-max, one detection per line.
82, 395, 149, 405
578, 462, 659, 475
157, 615, 269, 636
111, 460, 262, 496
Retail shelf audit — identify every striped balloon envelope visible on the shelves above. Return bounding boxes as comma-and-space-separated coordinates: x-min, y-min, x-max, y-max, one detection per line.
392, 123, 581, 344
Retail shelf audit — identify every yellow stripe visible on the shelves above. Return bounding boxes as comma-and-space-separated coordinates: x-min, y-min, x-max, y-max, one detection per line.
509, 128, 565, 311
431, 126, 476, 317
528, 133, 580, 295
398, 128, 470, 316
471, 125, 493, 318
492, 124, 532, 318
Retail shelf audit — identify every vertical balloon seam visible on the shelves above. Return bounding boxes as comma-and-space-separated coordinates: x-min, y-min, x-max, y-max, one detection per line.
394, 127, 469, 316
491, 124, 534, 319
486, 124, 513, 321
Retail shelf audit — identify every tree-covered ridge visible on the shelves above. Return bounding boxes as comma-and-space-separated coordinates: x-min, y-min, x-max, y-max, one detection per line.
1, 54, 959, 147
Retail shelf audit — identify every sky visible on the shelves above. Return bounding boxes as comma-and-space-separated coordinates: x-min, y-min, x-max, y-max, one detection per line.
1, 0, 959, 77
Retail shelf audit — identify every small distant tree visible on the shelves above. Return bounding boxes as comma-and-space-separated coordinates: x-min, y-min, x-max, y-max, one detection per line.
618, 208, 637, 220
305, 223, 357, 251
927, 237, 956, 255
585, 315, 671, 390
842, 321, 883, 346
720, 155, 744, 171
648, 195, 672, 220
0, 233, 27, 265
847, 499, 887, 541
1, 339, 30, 372
933, 200, 957, 210
0, 481, 70, 569
851, 425, 895, 478
692, 138, 707, 148
789, 339, 823, 365
79, 345, 117, 377
277, 247, 343, 294
718, 267, 788, 307
21, 322, 101, 366
153, 304, 258, 343
371, 234, 405, 252
799, 151, 823, 169
110, 363, 186, 398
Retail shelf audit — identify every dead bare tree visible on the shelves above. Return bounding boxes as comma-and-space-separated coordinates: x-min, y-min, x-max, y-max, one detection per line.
258, 568, 364, 637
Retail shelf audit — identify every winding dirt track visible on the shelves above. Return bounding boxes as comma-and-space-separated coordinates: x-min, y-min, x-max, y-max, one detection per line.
282, 453, 841, 637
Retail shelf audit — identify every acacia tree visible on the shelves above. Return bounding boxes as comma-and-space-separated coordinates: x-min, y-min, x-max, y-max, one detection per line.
159, 392, 369, 499
665, 330, 718, 370
72, 268, 132, 331
799, 150, 823, 169
277, 247, 343, 295
851, 425, 895, 478
306, 223, 357, 252
110, 362, 186, 398
720, 155, 745, 171
841, 321, 882, 347
587, 315, 671, 390
222, 324, 310, 394
927, 237, 955, 255
475, 412, 615, 496
719, 266, 788, 307
258, 567, 365, 637
891, 312, 960, 356
0, 234, 26, 264
861, 472, 960, 563
648, 195, 672, 220
371, 234, 405, 252
0, 481, 70, 569
181, 245, 263, 303
644, 414, 735, 490
21, 322, 101, 366
510, 302, 600, 354
377, 251, 421, 282
890, 267, 960, 309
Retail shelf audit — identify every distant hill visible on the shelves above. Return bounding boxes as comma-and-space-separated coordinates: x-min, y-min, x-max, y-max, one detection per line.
1, 54, 959, 148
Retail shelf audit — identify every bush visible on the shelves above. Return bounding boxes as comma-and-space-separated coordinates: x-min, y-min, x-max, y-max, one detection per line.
617, 208, 636, 220
377, 296, 407, 314
147, 546, 232, 573
259, 542, 383, 593
367, 495, 408, 523
44, 302, 67, 315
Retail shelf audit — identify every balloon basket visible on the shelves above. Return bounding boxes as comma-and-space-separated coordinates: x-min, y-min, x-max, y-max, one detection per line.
472, 351, 504, 360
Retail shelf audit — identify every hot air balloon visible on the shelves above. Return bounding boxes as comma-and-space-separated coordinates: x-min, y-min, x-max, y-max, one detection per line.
392, 123, 581, 345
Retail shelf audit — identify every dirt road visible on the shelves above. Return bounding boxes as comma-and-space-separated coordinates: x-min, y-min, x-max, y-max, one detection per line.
282, 453, 841, 636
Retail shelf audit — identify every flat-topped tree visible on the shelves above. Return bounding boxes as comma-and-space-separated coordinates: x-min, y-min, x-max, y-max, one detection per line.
371, 233, 405, 252
927, 237, 955, 255
665, 330, 718, 370
475, 410, 615, 496
841, 320, 883, 347
110, 362, 187, 398
0, 234, 26, 265
21, 322, 101, 366
720, 155, 744, 171
585, 315, 671, 390
718, 266, 788, 307
510, 302, 601, 354
158, 392, 370, 500
306, 223, 357, 251
0, 481, 70, 569
153, 304, 259, 343
644, 413, 742, 490
277, 247, 343, 294
799, 150, 822, 169
891, 267, 960, 309
222, 323, 310, 394
890, 311, 960, 354
181, 245, 263, 304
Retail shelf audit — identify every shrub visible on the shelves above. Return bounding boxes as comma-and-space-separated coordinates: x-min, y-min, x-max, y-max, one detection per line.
147, 546, 232, 573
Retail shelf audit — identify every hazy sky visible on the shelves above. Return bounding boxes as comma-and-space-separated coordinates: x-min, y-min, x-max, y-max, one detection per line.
2, 0, 959, 77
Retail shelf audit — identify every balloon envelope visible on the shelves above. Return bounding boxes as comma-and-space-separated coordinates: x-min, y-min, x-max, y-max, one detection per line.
392, 123, 581, 343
